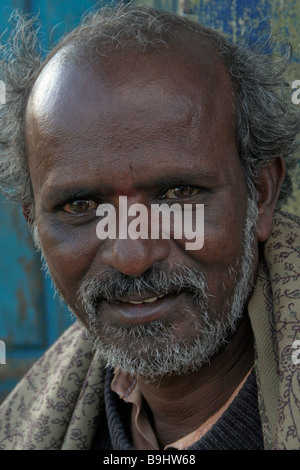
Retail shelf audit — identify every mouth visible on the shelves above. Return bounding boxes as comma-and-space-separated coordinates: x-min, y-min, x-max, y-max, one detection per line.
119, 293, 167, 305
98, 291, 189, 325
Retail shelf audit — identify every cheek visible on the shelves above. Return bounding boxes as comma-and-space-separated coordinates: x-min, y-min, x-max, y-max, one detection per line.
175, 198, 248, 298
37, 218, 101, 302
183, 201, 246, 265
205, 212, 244, 262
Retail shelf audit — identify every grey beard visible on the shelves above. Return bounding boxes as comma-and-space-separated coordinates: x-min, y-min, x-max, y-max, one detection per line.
78, 197, 258, 380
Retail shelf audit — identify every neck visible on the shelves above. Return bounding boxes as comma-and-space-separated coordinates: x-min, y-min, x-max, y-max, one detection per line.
137, 315, 254, 449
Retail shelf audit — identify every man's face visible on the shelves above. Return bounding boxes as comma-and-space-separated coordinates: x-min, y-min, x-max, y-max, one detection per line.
25, 42, 258, 378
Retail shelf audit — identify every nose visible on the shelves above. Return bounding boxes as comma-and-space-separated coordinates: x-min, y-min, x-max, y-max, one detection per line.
100, 238, 170, 277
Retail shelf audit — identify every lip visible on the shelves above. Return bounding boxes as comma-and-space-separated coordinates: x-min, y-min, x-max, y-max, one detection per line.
99, 293, 184, 324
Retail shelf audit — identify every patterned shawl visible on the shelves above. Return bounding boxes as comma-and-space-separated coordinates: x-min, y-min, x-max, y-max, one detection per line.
0, 210, 299, 450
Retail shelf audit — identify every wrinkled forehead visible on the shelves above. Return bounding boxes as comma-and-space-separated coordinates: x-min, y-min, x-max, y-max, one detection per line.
25, 32, 235, 131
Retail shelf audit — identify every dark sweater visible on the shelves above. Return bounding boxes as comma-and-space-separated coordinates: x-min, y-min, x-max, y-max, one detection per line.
92, 368, 264, 450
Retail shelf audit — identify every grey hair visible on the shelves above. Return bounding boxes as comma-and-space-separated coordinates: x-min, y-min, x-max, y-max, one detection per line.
0, 3, 299, 215
0, 12, 41, 213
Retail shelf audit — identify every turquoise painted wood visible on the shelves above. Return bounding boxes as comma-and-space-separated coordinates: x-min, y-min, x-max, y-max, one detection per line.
0, 0, 299, 402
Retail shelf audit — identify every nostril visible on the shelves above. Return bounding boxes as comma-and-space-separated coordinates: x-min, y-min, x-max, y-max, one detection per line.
100, 238, 170, 277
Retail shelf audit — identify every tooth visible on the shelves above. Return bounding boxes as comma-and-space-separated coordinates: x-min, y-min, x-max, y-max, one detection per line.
143, 297, 158, 303
120, 295, 166, 304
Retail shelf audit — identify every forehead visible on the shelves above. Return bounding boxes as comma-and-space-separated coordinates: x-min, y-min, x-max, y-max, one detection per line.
26, 34, 234, 129
25, 37, 237, 193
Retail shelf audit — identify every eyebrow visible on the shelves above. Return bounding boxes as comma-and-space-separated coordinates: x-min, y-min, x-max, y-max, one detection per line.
134, 170, 219, 191
42, 169, 219, 204
43, 186, 108, 204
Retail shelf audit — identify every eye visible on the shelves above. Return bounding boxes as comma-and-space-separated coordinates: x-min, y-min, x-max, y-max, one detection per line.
163, 185, 200, 199
62, 199, 98, 214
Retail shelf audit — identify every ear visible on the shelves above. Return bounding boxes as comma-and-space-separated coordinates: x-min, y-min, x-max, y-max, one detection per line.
256, 157, 286, 242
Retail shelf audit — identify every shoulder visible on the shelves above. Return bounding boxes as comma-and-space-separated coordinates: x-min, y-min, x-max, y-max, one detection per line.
0, 322, 106, 449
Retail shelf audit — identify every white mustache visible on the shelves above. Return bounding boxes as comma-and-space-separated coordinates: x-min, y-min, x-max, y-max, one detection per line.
78, 264, 209, 311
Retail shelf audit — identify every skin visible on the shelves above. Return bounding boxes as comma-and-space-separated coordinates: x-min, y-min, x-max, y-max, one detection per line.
24, 36, 285, 447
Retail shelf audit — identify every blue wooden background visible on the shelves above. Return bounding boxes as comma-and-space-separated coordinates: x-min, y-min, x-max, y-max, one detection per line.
0, 0, 299, 402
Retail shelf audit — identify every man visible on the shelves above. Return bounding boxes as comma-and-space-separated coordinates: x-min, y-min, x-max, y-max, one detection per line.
0, 4, 299, 450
